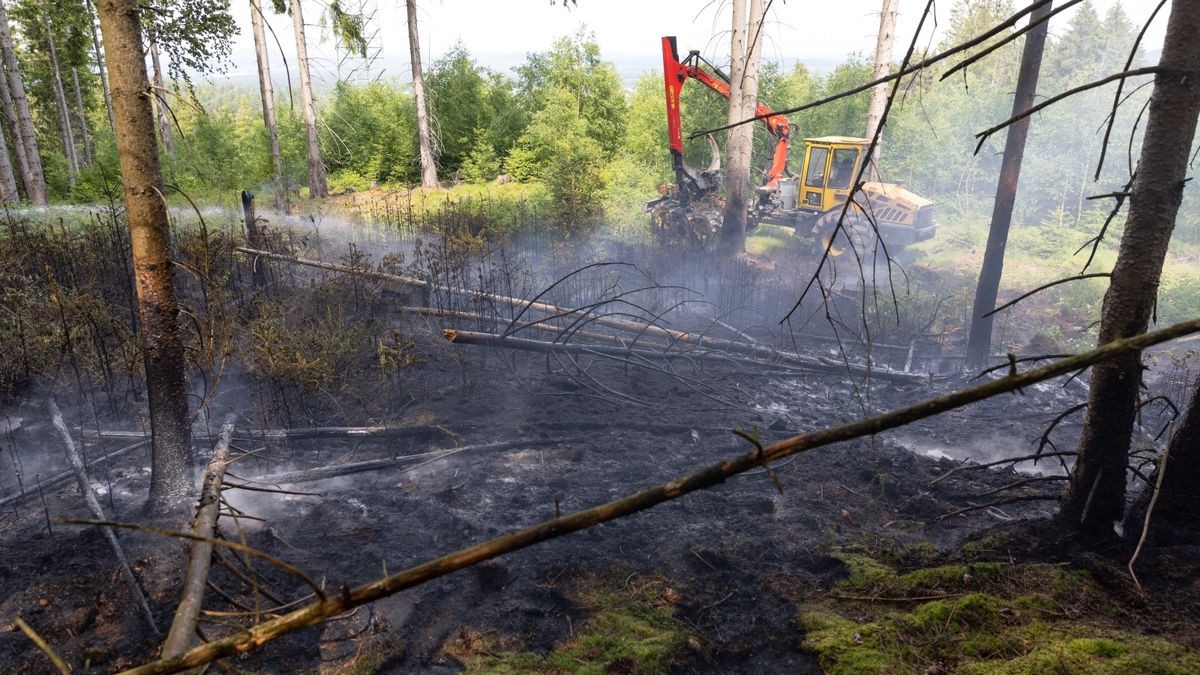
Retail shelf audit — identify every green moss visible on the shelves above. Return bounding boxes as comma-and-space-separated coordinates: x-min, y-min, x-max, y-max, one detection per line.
454, 574, 695, 675
803, 552, 1199, 675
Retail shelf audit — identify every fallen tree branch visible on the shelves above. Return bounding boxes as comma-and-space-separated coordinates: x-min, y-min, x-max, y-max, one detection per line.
981, 273, 1111, 318
161, 415, 237, 659
443, 329, 928, 384
47, 397, 158, 635
247, 438, 571, 486
0, 439, 148, 509
13, 617, 71, 674
117, 315, 1200, 675
81, 425, 449, 443
240, 247, 929, 382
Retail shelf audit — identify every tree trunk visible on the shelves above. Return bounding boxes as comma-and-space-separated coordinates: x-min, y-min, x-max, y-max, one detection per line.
291, 0, 328, 198
1060, 0, 1200, 535
0, 66, 26, 199
865, 0, 898, 180
0, 96, 17, 201
1143, 376, 1200, 544
0, 0, 46, 204
72, 67, 93, 167
42, 0, 79, 182
407, 0, 438, 188
95, 0, 194, 515
87, 0, 115, 132
148, 35, 175, 155
720, 0, 763, 255
964, 1, 1052, 369
250, 0, 286, 211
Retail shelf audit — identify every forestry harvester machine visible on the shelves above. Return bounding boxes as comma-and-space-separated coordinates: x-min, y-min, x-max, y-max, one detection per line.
647, 36, 936, 254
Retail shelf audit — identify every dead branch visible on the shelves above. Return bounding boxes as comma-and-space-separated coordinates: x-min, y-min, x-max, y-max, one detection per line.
981, 273, 1111, 318
117, 315, 1200, 675
974, 67, 1164, 154
0, 440, 148, 509
246, 247, 929, 382
1129, 420, 1173, 592
47, 397, 158, 635
81, 425, 450, 443
247, 437, 571, 486
929, 450, 1076, 487
161, 415, 237, 659
443, 328, 929, 384
13, 617, 71, 674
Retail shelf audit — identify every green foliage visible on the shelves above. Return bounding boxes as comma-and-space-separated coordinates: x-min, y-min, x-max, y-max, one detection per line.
509, 87, 606, 230
459, 128, 502, 183
427, 44, 491, 176
320, 81, 419, 186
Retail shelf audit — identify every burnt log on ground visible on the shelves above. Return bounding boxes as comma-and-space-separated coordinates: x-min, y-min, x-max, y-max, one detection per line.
47, 397, 158, 635
247, 437, 573, 486
161, 416, 236, 658
443, 328, 929, 384
0, 439, 148, 509
238, 247, 928, 383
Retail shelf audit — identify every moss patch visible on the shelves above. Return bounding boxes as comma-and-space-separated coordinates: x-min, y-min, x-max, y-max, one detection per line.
803, 550, 1200, 674
444, 572, 696, 674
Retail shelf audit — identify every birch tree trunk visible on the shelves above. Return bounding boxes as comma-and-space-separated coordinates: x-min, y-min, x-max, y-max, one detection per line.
95, 0, 193, 515
148, 35, 175, 155
0, 0, 46, 204
251, 0, 286, 211
291, 0, 328, 198
42, 0, 79, 182
87, 0, 114, 132
72, 67, 93, 167
719, 0, 763, 255
407, 0, 438, 188
865, 0, 898, 180
1060, 0, 1200, 535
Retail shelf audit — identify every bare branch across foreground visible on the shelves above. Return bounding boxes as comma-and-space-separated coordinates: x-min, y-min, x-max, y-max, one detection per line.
120, 315, 1200, 675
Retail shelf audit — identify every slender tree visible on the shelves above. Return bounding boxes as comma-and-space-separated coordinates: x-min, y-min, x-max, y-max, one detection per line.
86, 0, 113, 131
964, 1, 1052, 369
865, 0, 898, 179
407, 0, 438, 187
0, 97, 16, 201
291, 0, 328, 197
720, 0, 764, 254
72, 66, 93, 166
40, 0, 80, 181
250, 0, 286, 210
0, 56, 27, 199
95, 0, 193, 515
1061, 0, 1200, 535
0, 0, 45, 204
147, 33, 175, 155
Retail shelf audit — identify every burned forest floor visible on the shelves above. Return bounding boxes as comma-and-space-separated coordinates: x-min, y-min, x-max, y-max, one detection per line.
2, 207, 1199, 673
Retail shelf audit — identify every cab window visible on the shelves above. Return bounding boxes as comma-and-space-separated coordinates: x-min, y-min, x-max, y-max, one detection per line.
828, 148, 859, 189
805, 147, 829, 188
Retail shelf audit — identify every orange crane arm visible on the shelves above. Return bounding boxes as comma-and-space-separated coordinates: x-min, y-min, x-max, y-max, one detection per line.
662, 36, 791, 190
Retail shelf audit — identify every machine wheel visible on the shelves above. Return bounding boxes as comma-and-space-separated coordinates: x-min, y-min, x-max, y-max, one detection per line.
810, 208, 876, 257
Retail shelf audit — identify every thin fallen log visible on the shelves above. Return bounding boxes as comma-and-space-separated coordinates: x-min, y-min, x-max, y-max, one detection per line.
161, 415, 237, 659
81, 425, 448, 443
118, 314, 1200, 675
248, 437, 571, 486
13, 617, 71, 674
443, 328, 926, 383
47, 397, 158, 635
0, 439, 148, 509
238, 247, 927, 383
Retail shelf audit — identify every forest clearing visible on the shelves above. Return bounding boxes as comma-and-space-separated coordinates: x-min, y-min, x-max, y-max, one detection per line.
2, 0, 1200, 673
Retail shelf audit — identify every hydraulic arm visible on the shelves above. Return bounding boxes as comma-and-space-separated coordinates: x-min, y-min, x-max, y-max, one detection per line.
661, 36, 791, 198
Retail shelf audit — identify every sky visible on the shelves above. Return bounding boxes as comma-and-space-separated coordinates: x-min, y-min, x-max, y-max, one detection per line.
223, 0, 1170, 87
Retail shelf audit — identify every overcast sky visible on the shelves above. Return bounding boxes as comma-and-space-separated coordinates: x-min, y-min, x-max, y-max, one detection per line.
224, 1, 1169, 86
